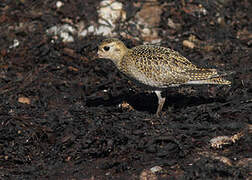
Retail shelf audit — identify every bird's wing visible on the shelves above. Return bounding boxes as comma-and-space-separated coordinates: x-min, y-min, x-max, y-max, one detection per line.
127, 45, 198, 86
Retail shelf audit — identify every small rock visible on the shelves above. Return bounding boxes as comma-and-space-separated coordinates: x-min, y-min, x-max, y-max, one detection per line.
68, 66, 79, 72
236, 158, 252, 168
133, 0, 162, 42
18, 97, 31, 105
167, 18, 181, 30
119, 101, 134, 111
56, 1, 63, 8
150, 166, 162, 173
46, 24, 76, 42
9, 39, 20, 49
183, 40, 195, 49
210, 131, 244, 149
139, 169, 157, 180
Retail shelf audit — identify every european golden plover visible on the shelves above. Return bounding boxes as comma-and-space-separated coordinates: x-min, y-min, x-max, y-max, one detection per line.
97, 38, 231, 116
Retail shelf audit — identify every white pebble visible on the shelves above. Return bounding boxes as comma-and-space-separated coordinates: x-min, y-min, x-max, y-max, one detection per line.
56, 1, 63, 8
150, 166, 162, 173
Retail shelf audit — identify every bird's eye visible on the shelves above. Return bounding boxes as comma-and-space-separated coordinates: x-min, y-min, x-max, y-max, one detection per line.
103, 46, 110, 51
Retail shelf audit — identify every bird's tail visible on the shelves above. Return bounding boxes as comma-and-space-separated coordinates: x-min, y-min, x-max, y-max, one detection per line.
187, 77, 231, 85
185, 68, 232, 85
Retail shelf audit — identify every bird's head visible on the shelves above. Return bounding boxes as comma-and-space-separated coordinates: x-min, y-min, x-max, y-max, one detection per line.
97, 38, 128, 65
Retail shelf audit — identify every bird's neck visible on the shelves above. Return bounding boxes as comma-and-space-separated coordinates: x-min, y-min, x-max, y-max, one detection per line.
112, 48, 130, 68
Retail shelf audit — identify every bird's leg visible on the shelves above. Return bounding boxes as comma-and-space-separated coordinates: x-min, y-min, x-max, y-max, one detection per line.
154, 90, 166, 116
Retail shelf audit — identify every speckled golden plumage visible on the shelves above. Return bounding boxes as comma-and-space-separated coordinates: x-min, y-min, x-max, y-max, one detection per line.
97, 38, 231, 116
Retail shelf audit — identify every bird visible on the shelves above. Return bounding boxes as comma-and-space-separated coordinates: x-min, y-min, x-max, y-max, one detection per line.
97, 38, 231, 116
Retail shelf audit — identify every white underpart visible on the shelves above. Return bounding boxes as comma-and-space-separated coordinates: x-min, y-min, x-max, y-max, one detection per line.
185, 80, 216, 85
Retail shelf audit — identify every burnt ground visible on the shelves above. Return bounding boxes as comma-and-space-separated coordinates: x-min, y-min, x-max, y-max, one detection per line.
0, 0, 251, 179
